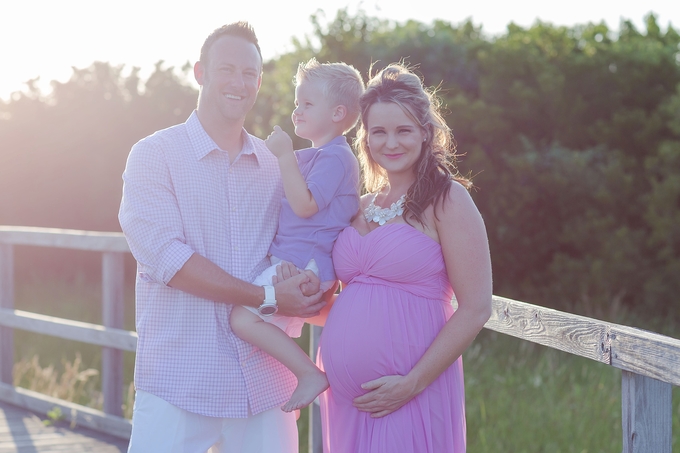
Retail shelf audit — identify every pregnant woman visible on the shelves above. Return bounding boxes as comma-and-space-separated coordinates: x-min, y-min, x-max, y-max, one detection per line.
317, 63, 493, 452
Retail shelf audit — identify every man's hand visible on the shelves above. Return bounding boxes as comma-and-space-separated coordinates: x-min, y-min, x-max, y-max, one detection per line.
352, 375, 419, 418
265, 126, 294, 159
273, 261, 325, 317
275, 261, 321, 295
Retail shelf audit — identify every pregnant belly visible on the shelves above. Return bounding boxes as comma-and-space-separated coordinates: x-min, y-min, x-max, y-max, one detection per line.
319, 283, 447, 401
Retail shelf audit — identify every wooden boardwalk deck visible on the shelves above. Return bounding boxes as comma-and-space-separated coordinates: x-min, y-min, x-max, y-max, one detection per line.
2, 228, 680, 452
0, 401, 128, 453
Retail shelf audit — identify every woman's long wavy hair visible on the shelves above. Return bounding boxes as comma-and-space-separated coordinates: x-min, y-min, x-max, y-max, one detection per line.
354, 63, 471, 226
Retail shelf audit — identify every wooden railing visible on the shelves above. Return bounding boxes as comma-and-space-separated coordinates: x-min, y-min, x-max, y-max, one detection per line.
0, 226, 133, 439
0, 226, 678, 452
485, 297, 679, 452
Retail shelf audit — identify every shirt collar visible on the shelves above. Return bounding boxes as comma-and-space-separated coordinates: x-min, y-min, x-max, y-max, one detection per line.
186, 111, 262, 165
298, 135, 347, 158
316, 135, 347, 152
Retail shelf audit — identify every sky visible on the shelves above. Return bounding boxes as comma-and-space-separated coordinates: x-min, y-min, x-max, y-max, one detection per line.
1, 0, 678, 101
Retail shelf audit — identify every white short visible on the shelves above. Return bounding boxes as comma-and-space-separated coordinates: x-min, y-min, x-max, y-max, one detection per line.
244, 257, 334, 338
127, 390, 298, 453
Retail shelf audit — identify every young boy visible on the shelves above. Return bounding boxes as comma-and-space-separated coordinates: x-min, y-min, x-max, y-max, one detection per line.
230, 58, 364, 412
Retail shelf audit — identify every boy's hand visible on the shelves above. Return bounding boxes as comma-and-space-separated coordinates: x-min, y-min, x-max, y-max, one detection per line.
300, 269, 321, 297
273, 263, 325, 318
265, 125, 294, 158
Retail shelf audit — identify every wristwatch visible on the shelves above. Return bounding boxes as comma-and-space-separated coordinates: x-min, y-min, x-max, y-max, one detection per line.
257, 285, 278, 316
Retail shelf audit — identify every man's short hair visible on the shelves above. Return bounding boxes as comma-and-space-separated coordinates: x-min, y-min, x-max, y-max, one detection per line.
295, 58, 365, 133
200, 21, 262, 68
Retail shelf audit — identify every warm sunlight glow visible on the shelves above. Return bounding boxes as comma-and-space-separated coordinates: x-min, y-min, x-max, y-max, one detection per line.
2, 0, 677, 100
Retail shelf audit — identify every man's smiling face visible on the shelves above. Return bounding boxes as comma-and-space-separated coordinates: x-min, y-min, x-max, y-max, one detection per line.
196, 34, 262, 125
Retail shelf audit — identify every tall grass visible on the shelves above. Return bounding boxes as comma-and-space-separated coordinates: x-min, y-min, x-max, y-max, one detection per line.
10, 278, 680, 451
465, 330, 623, 452
14, 353, 99, 406
12, 275, 136, 419
12, 354, 136, 419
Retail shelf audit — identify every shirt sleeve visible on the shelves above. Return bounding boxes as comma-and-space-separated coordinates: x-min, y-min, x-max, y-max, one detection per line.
305, 148, 351, 212
118, 138, 195, 285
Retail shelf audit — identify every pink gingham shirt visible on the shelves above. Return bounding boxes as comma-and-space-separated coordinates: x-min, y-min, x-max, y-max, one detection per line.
118, 111, 296, 417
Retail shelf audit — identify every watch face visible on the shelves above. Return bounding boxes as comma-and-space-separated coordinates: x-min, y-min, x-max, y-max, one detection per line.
259, 304, 277, 316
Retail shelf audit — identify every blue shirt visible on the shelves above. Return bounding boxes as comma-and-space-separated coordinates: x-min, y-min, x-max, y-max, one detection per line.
269, 135, 360, 282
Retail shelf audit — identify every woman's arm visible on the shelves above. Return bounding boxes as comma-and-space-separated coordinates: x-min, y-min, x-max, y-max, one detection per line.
353, 182, 493, 417
306, 282, 340, 326
305, 292, 338, 326
266, 126, 318, 218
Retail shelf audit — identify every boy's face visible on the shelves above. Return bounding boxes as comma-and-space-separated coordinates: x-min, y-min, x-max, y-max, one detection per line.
292, 79, 337, 146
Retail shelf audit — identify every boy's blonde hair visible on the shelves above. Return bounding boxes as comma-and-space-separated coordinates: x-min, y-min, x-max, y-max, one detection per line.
295, 58, 365, 133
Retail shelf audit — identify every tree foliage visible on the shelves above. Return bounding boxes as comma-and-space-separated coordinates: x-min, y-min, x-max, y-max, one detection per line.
1, 11, 679, 317
0, 61, 196, 231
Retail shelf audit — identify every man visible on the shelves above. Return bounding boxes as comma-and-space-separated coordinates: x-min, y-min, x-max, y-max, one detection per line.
118, 22, 325, 453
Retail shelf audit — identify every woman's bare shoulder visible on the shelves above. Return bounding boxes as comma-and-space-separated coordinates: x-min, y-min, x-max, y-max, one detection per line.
439, 180, 474, 211
430, 181, 479, 235
349, 193, 373, 232
359, 192, 375, 209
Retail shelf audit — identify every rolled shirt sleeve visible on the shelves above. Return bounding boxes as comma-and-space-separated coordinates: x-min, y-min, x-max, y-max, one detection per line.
117, 112, 293, 418
305, 152, 347, 213
119, 137, 194, 285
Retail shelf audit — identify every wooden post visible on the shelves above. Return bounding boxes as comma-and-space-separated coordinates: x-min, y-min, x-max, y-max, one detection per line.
621, 370, 672, 453
308, 325, 323, 453
102, 252, 125, 417
0, 244, 14, 385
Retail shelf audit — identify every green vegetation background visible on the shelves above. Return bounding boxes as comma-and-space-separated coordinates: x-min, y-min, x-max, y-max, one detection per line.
2, 9, 680, 452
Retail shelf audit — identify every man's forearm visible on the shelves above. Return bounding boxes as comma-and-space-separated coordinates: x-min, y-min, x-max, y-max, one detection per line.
169, 253, 327, 318
167, 253, 263, 308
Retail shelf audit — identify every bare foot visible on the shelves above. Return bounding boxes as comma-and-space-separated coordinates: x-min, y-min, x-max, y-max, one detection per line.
281, 370, 329, 412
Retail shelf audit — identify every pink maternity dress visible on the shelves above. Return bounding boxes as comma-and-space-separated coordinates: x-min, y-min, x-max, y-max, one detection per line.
318, 223, 466, 452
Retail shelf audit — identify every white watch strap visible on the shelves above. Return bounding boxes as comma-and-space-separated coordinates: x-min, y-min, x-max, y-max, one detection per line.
263, 285, 276, 303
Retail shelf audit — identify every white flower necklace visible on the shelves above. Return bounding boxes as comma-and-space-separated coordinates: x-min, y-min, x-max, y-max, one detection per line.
364, 192, 406, 225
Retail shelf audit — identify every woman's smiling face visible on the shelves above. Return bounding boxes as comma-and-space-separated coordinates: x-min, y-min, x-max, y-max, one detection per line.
366, 102, 425, 178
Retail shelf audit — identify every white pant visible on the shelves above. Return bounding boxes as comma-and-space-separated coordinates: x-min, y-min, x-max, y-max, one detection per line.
127, 390, 298, 453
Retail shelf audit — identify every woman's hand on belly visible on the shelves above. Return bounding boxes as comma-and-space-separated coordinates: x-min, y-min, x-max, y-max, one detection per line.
352, 374, 419, 418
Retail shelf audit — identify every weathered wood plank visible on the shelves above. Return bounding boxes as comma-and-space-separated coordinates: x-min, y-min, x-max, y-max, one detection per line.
0, 383, 131, 440
0, 309, 137, 352
485, 297, 680, 385
101, 252, 125, 417
484, 296, 611, 364
0, 400, 128, 452
621, 371, 672, 453
610, 324, 680, 387
0, 244, 14, 385
0, 227, 129, 253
